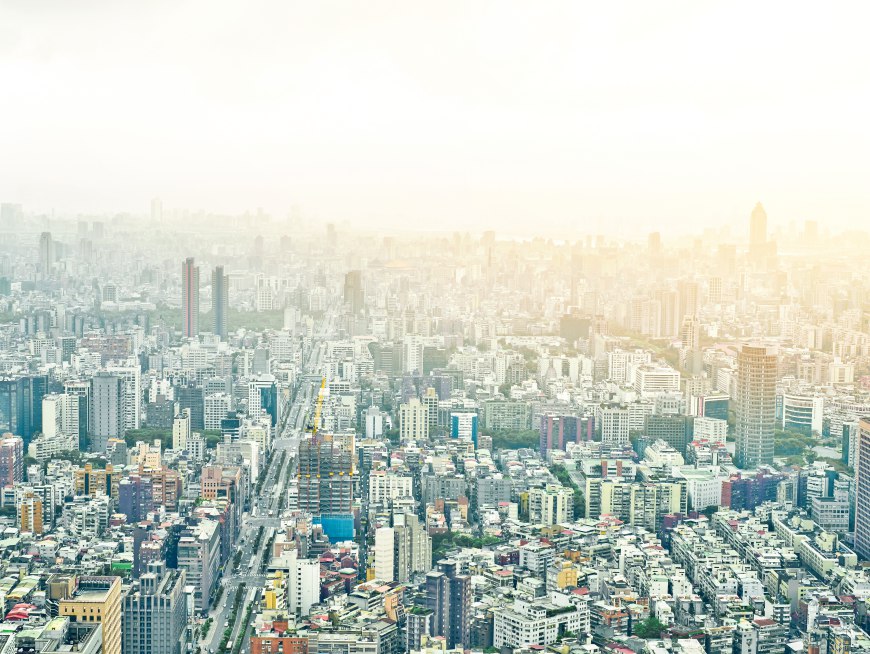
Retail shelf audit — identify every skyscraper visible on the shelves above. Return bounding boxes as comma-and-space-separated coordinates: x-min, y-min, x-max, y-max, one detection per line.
426, 560, 471, 649
343, 270, 364, 314
176, 384, 204, 430
106, 364, 141, 431
181, 257, 200, 338
38, 231, 55, 279
749, 202, 767, 263
90, 373, 124, 453
122, 561, 187, 654
853, 419, 870, 560
0, 374, 47, 445
734, 344, 777, 469
212, 265, 229, 340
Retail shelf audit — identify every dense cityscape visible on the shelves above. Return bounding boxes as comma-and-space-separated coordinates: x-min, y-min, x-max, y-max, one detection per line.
0, 201, 868, 654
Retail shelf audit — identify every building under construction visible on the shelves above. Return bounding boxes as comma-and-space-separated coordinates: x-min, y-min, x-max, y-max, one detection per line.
297, 433, 355, 515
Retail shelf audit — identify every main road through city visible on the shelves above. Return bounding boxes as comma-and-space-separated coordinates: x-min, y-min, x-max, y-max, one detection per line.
198, 308, 336, 654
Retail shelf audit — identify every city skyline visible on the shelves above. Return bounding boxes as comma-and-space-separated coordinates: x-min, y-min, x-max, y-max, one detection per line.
2, 4, 870, 654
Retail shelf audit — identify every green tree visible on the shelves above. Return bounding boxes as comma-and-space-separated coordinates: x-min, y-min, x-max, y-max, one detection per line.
633, 616, 667, 639
551, 465, 586, 519
486, 429, 539, 450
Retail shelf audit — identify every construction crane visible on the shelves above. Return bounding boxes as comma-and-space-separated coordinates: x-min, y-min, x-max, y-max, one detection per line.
306, 377, 327, 437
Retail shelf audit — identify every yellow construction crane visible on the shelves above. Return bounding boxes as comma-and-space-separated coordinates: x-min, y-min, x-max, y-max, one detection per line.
307, 377, 327, 437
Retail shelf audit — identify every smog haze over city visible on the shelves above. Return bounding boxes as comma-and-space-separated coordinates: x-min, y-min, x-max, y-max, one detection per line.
3, 1, 870, 234
2, 4, 870, 654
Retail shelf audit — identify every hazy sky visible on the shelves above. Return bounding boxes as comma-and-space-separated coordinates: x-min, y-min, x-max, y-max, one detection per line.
1, 1, 868, 235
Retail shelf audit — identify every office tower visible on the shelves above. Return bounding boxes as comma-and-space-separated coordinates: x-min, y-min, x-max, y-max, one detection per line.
0, 435, 23, 486
648, 231, 661, 254
172, 409, 191, 451
680, 316, 701, 350
678, 279, 699, 319
399, 398, 428, 442
853, 419, 870, 559
644, 414, 694, 456
248, 375, 278, 426
403, 335, 424, 374
596, 405, 630, 449
204, 393, 231, 430
421, 387, 439, 432
176, 384, 204, 430
122, 561, 187, 654
90, 373, 124, 452
181, 257, 200, 338
426, 560, 471, 649
38, 231, 55, 279
654, 289, 681, 338
212, 265, 229, 340
708, 276, 723, 304
451, 412, 479, 446
749, 202, 767, 262
59, 576, 122, 654
64, 380, 91, 445
343, 270, 364, 314
0, 375, 47, 446
297, 434, 354, 515
734, 344, 777, 469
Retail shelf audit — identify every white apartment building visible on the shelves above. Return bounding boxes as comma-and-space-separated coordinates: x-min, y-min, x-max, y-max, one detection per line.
528, 484, 573, 526
288, 556, 320, 617
399, 398, 429, 442
204, 392, 232, 430
106, 364, 142, 431
172, 409, 191, 451
694, 416, 728, 441
369, 471, 413, 506
596, 405, 630, 449
493, 594, 590, 648
374, 526, 395, 581
633, 364, 681, 395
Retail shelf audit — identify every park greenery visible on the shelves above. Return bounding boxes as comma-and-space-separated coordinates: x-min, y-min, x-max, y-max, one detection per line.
551, 465, 586, 519
124, 428, 222, 450
431, 532, 503, 561
485, 429, 539, 450
633, 615, 667, 639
